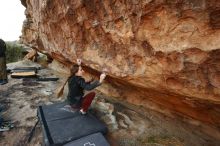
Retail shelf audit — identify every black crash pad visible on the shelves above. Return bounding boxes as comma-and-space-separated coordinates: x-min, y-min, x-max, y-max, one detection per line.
36, 77, 59, 81
21, 78, 59, 82
64, 132, 110, 146
11, 67, 39, 73
38, 102, 74, 122
38, 102, 107, 146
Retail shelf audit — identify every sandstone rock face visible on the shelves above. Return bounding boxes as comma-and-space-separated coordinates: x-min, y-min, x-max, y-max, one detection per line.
20, 0, 220, 140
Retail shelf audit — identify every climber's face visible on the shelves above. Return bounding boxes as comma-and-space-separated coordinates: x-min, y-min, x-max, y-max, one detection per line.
76, 66, 84, 76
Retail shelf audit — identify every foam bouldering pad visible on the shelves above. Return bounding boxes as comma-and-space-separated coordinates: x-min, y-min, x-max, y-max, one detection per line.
38, 102, 108, 146
36, 77, 59, 81
11, 67, 39, 73
38, 102, 75, 122
64, 132, 110, 146
11, 71, 37, 78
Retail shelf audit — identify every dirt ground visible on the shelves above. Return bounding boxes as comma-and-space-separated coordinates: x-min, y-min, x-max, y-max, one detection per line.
0, 60, 219, 146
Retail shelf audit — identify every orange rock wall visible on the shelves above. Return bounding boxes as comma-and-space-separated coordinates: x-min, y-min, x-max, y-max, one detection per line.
20, 0, 220, 139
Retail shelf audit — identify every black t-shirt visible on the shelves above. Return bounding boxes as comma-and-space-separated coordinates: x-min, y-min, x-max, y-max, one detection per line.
67, 75, 101, 105
0, 39, 6, 57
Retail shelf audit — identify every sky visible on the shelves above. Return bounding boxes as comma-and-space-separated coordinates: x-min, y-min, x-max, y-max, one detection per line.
0, 1, 26, 41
